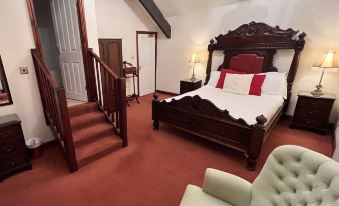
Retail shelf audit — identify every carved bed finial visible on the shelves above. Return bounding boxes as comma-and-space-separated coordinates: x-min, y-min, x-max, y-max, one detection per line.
298, 32, 306, 40
256, 115, 267, 126
153, 92, 159, 101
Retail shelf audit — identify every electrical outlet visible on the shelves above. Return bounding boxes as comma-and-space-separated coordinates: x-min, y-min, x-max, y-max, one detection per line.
19, 66, 28, 74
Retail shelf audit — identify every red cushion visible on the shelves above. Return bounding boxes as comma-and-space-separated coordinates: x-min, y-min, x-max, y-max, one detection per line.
216, 69, 246, 89
249, 75, 266, 96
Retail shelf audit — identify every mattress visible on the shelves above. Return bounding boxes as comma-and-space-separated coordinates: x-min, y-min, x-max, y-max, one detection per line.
165, 85, 284, 125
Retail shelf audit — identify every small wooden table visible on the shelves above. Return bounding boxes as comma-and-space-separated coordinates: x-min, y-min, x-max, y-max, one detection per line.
180, 79, 202, 94
290, 91, 336, 134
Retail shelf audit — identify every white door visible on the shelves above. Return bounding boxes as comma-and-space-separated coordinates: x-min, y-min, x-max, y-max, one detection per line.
50, 0, 87, 101
138, 34, 156, 96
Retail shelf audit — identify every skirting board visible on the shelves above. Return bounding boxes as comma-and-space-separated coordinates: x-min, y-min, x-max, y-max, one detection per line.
155, 90, 178, 96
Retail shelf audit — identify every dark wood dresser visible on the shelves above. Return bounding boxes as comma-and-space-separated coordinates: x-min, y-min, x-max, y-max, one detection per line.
0, 114, 32, 181
290, 91, 336, 134
180, 79, 202, 94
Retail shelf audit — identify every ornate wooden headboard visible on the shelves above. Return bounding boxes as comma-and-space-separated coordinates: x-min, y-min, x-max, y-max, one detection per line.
205, 22, 306, 104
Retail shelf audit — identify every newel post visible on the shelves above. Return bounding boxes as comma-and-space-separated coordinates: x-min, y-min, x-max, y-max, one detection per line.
118, 78, 128, 147
55, 88, 78, 172
87, 49, 98, 102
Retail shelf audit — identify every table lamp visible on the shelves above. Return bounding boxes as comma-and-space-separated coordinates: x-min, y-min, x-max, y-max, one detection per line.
189, 52, 200, 82
311, 51, 338, 96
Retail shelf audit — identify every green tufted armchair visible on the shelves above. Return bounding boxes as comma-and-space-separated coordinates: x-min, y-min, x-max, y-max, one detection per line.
180, 145, 339, 206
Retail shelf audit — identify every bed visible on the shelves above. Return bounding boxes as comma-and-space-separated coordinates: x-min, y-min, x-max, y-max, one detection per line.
152, 22, 306, 170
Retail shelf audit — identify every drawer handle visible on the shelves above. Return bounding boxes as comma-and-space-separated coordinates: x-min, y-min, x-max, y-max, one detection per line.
305, 119, 313, 125
5, 147, 13, 153
0, 131, 10, 138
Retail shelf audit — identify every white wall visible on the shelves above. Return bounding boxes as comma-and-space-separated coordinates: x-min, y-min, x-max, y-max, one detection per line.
84, 0, 100, 54
95, 0, 157, 94
0, 0, 53, 142
156, 0, 339, 121
0, 0, 100, 143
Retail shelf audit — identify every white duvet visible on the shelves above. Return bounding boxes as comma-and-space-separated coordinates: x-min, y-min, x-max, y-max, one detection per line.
165, 85, 284, 125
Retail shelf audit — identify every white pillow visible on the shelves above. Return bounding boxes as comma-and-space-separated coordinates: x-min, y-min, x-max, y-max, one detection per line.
223, 74, 254, 95
261, 72, 287, 99
207, 71, 221, 87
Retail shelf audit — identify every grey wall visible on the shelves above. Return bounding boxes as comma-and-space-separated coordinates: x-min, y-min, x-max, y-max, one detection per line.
34, 0, 62, 86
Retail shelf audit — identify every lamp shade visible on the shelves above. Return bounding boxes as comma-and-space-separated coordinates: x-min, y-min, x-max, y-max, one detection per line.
313, 51, 338, 69
189, 53, 200, 64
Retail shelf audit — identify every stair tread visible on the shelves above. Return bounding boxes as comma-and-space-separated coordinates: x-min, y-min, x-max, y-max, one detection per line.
75, 135, 122, 167
68, 102, 98, 118
70, 111, 106, 132
72, 123, 115, 146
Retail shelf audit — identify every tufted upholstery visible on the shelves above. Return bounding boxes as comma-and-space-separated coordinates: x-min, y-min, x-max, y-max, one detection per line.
180, 145, 339, 206
251, 145, 339, 206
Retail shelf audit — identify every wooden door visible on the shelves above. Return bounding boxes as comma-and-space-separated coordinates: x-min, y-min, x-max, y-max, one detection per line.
50, 0, 87, 101
98, 39, 123, 77
137, 33, 156, 96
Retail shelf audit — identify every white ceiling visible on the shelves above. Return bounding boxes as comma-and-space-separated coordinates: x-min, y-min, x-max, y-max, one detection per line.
153, 0, 247, 17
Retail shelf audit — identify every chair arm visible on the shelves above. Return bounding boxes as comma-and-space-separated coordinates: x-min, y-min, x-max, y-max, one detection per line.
202, 168, 252, 206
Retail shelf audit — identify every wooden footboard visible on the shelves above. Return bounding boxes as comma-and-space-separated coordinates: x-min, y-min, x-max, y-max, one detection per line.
152, 93, 269, 171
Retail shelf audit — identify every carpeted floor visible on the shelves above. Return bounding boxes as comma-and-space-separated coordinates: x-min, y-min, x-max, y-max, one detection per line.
0, 94, 333, 206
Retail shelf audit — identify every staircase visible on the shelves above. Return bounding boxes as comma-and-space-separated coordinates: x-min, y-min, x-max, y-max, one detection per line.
31, 49, 127, 172
68, 102, 123, 167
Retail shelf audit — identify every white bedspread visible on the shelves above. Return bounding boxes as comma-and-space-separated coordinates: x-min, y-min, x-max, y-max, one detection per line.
164, 85, 284, 125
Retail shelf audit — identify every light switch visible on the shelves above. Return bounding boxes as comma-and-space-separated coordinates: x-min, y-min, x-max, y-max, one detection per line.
19, 66, 28, 74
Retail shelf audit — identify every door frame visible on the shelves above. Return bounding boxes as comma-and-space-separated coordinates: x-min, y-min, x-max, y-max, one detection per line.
136, 31, 157, 96
26, 0, 95, 101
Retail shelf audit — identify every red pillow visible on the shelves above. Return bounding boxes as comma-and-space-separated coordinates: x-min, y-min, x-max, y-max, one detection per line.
249, 75, 266, 96
216, 69, 246, 89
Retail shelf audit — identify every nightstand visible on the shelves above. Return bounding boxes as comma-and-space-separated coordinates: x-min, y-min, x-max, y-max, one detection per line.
290, 91, 336, 135
180, 79, 202, 94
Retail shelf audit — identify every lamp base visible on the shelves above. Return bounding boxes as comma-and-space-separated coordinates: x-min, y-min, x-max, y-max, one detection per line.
311, 85, 324, 96
190, 75, 196, 82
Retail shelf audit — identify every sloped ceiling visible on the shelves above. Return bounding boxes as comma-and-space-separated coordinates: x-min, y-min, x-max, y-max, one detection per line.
153, 0, 247, 17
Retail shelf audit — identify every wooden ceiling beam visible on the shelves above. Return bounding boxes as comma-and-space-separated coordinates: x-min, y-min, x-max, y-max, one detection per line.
138, 0, 171, 38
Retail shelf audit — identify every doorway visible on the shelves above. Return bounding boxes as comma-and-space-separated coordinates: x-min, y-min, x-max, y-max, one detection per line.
30, 0, 88, 102
98, 39, 123, 77
136, 31, 157, 96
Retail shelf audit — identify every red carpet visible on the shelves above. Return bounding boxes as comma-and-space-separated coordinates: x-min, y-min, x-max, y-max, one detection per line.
0, 94, 333, 206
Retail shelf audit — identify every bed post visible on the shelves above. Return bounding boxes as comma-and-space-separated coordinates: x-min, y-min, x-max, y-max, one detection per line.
246, 115, 267, 170
204, 39, 215, 85
285, 32, 306, 110
152, 92, 160, 130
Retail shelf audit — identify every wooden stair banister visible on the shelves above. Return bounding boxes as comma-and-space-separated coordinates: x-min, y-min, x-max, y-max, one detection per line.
138, 0, 171, 38
87, 49, 128, 147
31, 49, 78, 172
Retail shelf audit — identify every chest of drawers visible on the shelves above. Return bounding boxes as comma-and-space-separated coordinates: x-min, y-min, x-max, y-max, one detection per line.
0, 114, 32, 181
290, 91, 336, 134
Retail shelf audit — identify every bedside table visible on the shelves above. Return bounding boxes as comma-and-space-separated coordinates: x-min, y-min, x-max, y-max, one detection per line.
180, 79, 202, 94
290, 91, 336, 134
